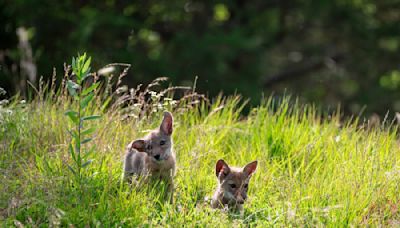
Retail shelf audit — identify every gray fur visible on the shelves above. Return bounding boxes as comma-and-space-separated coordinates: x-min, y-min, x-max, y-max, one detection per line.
122, 112, 175, 186
123, 143, 149, 181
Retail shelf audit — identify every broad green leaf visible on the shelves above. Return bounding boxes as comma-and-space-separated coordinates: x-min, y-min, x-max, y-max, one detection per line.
64, 110, 78, 116
82, 115, 101, 121
81, 53, 86, 63
66, 80, 78, 97
65, 110, 79, 124
82, 67, 91, 80
72, 57, 76, 72
68, 80, 79, 88
76, 53, 87, 79
81, 57, 91, 78
80, 93, 94, 110
82, 82, 99, 96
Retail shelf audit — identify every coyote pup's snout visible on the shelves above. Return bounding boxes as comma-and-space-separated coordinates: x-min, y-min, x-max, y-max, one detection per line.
211, 159, 258, 212
123, 111, 175, 184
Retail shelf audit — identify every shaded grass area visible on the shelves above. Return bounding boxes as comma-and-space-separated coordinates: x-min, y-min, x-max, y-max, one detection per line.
1, 92, 400, 226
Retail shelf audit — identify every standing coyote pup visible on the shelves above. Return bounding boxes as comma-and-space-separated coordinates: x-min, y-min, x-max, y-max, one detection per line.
123, 111, 175, 188
211, 159, 258, 213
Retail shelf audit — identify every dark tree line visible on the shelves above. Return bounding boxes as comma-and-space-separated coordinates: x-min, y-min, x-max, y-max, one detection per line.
1, 0, 400, 115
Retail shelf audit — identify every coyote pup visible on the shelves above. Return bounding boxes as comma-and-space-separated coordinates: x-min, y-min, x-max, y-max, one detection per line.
123, 111, 175, 187
211, 159, 258, 213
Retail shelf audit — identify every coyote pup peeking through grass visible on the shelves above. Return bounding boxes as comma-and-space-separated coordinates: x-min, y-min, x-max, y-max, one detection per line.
211, 159, 258, 213
123, 112, 175, 189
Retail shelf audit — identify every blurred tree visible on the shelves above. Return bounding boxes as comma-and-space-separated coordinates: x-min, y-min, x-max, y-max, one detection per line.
0, 0, 399, 115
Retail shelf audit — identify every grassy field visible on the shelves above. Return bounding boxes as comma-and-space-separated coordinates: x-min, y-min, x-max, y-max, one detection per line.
1, 74, 400, 226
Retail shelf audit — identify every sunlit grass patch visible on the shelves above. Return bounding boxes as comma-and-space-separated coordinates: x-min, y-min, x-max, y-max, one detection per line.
1, 60, 400, 226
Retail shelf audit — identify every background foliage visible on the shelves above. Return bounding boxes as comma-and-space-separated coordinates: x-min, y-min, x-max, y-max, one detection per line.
1, 0, 400, 115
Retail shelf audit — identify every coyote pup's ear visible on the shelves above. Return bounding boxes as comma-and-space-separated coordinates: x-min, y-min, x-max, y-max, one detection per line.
131, 139, 146, 152
160, 111, 173, 135
215, 159, 230, 178
243, 161, 258, 177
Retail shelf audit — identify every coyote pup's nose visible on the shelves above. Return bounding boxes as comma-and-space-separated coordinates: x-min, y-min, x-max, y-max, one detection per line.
154, 154, 161, 160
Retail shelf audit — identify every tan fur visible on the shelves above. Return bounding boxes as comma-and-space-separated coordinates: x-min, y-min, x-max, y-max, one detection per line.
211, 160, 257, 213
123, 112, 176, 194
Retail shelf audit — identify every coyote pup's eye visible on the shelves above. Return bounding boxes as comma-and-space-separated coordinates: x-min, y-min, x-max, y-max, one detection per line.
229, 184, 236, 189
160, 140, 166, 146
244, 184, 248, 188
146, 145, 152, 150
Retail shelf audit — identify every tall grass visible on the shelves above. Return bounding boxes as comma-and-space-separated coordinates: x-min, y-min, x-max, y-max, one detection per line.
1, 62, 400, 226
